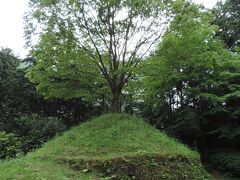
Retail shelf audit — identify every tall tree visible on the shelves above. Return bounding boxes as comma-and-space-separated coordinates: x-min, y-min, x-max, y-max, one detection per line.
140, 3, 240, 156
140, 2, 240, 158
0, 49, 20, 122
214, 0, 240, 50
25, 0, 182, 112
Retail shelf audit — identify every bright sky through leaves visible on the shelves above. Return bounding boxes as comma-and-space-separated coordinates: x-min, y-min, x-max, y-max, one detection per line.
0, 0, 222, 58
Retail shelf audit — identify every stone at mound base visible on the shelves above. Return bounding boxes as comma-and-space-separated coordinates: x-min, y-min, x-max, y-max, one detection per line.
59, 154, 208, 180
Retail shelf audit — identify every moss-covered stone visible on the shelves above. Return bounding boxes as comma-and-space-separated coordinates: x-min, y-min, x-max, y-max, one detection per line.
59, 155, 209, 179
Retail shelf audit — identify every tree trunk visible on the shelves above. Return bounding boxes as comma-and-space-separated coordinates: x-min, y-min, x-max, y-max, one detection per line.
101, 95, 108, 112
112, 91, 121, 112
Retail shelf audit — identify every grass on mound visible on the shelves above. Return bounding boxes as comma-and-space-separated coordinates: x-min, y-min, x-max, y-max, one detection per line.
34, 113, 198, 160
0, 113, 208, 179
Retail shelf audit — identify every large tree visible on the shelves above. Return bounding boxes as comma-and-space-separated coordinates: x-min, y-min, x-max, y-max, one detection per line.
214, 0, 240, 50
140, 3, 240, 158
140, 3, 240, 156
0, 49, 19, 120
25, 0, 182, 112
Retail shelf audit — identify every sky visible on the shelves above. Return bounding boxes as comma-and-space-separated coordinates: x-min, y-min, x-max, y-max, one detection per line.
0, 0, 222, 58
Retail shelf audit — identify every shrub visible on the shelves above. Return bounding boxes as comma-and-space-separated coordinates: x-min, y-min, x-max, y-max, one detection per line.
0, 131, 22, 159
210, 150, 240, 177
15, 114, 67, 152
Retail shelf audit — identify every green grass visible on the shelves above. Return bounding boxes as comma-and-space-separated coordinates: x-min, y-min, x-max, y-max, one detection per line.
35, 113, 198, 159
0, 155, 97, 179
0, 113, 207, 179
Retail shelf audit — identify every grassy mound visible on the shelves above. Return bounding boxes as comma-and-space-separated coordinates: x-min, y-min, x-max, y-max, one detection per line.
0, 113, 209, 179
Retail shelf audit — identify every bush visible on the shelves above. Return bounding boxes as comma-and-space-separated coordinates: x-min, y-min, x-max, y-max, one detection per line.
15, 114, 67, 152
0, 131, 22, 159
210, 150, 240, 177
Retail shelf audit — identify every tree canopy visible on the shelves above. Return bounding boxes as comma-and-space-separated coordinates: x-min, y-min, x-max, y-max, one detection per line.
214, 0, 240, 50
25, 0, 185, 112
140, 3, 240, 158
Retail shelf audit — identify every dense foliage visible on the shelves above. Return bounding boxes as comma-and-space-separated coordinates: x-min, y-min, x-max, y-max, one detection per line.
0, 132, 22, 159
0, 49, 98, 158
14, 114, 66, 152
214, 0, 240, 50
0, 49, 26, 128
210, 150, 240, 176
140, 3, 240, 160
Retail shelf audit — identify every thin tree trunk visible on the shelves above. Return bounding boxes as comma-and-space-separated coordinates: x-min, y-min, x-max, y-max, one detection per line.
101, 95, 108, 112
